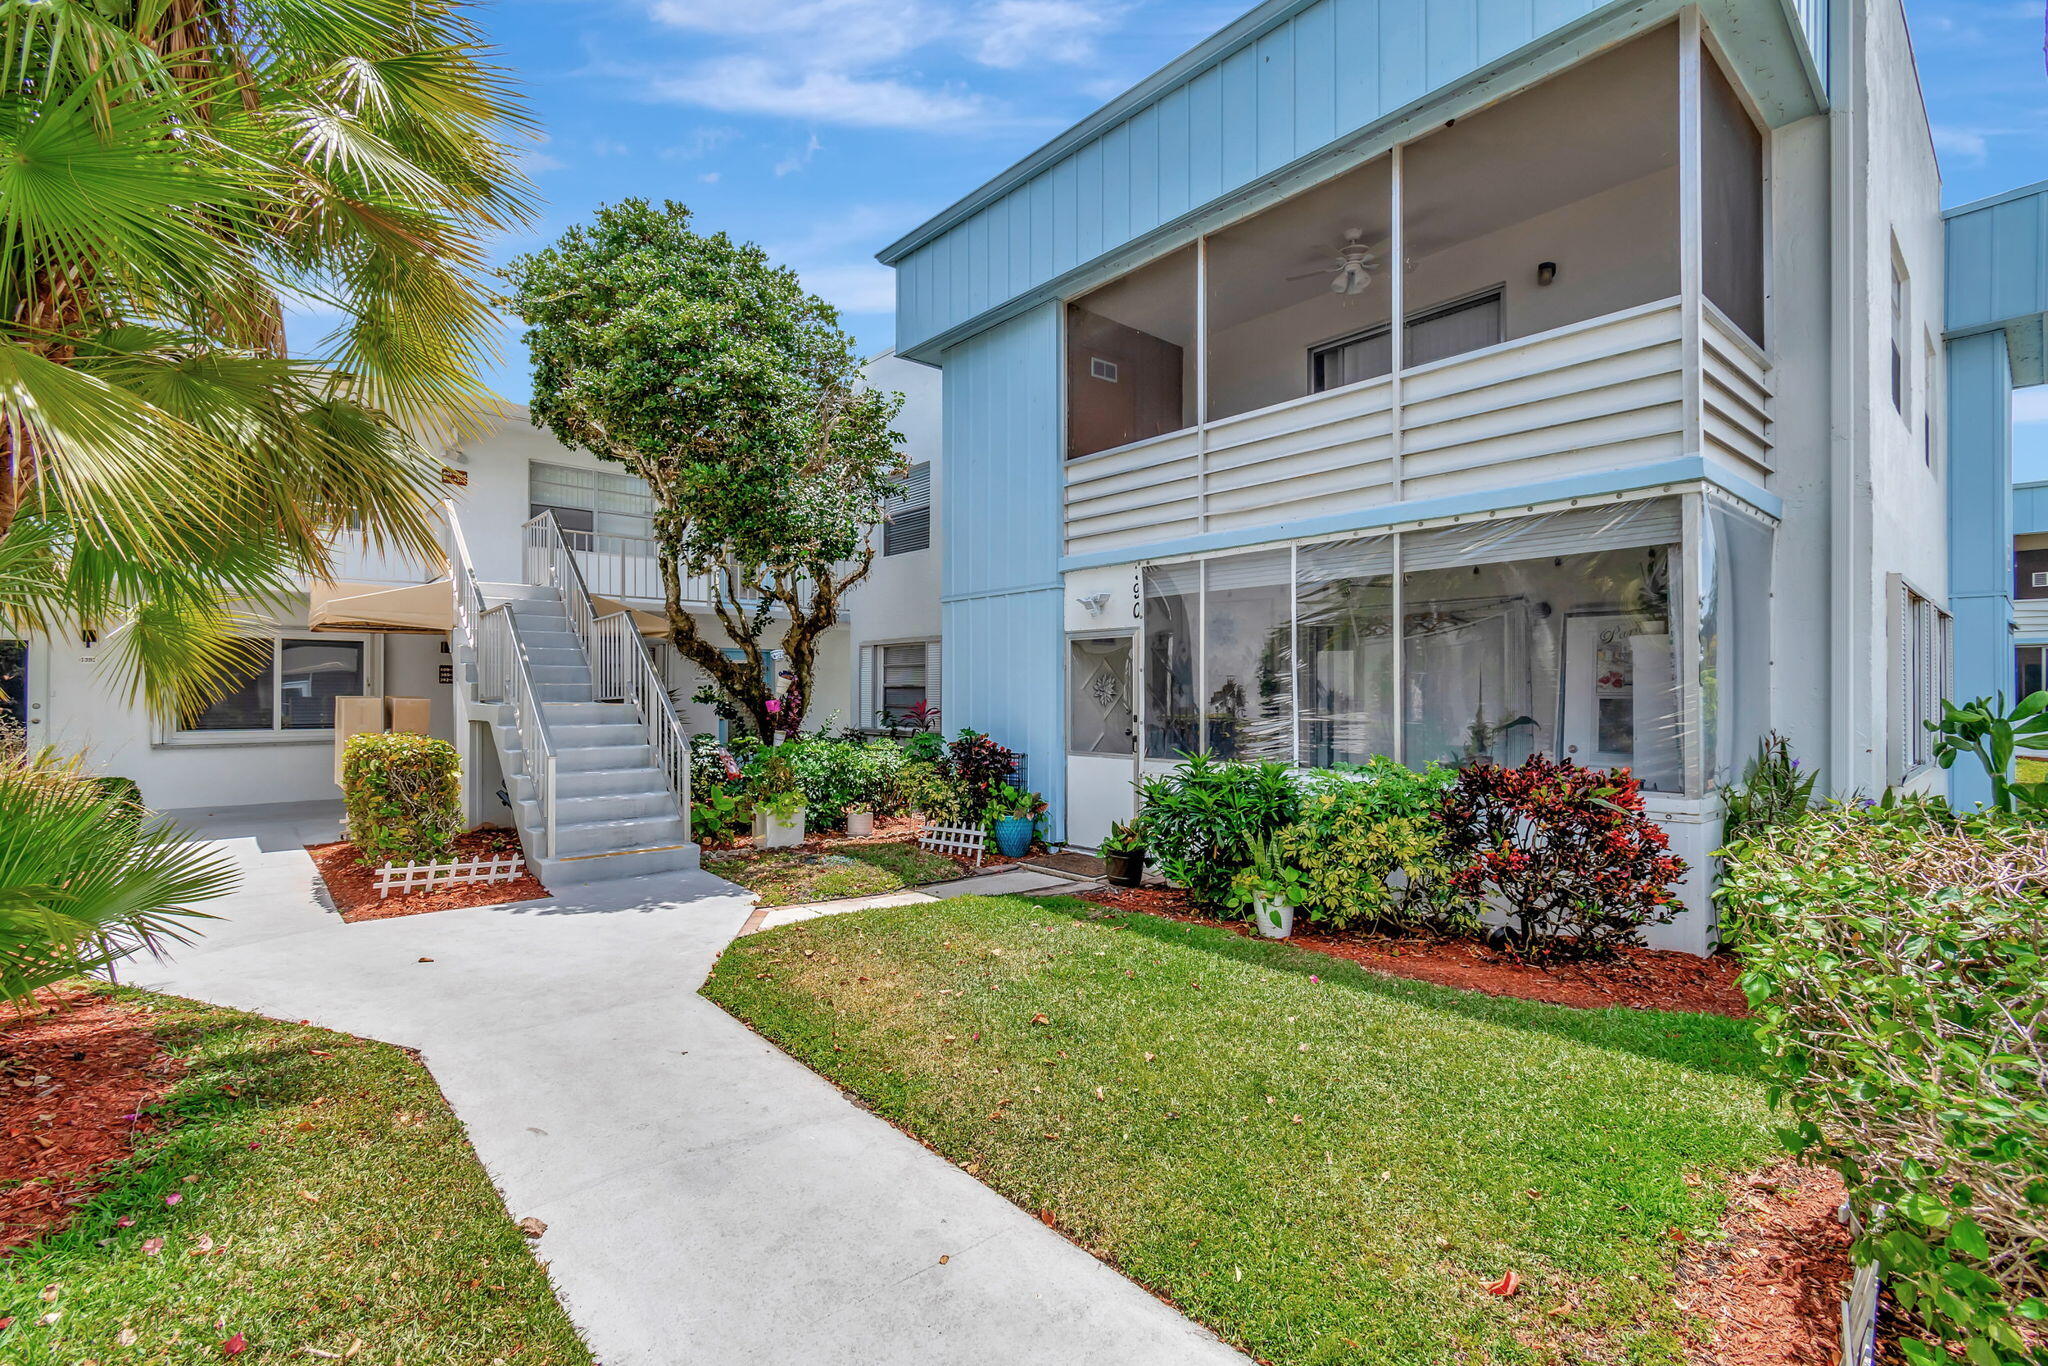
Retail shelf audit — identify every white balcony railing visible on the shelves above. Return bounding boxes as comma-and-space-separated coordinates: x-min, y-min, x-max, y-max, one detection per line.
1062, 297, 1775, 559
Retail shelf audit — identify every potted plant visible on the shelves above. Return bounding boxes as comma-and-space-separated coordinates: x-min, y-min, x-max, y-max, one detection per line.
1229, 833, 1307, 939
750, 750, 807, 849
1098, 819, 1147, 887
844, 804, 875, 837
984, 783, 1044, 858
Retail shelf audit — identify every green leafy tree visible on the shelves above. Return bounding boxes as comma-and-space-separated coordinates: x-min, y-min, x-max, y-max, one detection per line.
501, 200, 905, 740
0, 0, 535, 718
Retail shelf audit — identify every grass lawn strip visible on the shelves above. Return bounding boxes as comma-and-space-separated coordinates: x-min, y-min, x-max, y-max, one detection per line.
705, 895, 1776, 1366
706, 838, 962, 907
0, 988, 590, 1365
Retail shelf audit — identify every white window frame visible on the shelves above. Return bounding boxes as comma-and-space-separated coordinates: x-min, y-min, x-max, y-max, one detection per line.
1889, 245, 1911, 422
860, 638, 940, 728
159, 633, 379, 747
1888, 575, 1951, 782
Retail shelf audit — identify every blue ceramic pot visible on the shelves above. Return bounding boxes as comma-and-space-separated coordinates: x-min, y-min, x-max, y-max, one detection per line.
992, 816, 1034, 858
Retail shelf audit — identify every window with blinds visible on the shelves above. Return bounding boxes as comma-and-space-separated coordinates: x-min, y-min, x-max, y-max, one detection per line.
528, 461, 655, 548
1894, 581, 1950, 778
1309, 290, 1504, 393
884, 462, 932, 556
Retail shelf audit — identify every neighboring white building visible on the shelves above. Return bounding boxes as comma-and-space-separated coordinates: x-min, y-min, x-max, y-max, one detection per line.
5, 385, 941, 856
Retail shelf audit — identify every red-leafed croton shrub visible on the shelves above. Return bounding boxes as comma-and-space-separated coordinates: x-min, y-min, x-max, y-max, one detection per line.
1439, 754, 1686, 957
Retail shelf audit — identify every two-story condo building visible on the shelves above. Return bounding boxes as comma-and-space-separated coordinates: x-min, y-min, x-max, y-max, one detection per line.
878, 0, 2048, 952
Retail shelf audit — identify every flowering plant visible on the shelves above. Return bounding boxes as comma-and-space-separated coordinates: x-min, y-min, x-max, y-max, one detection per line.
947, 729, 1019, 817
1439, 754, 1686, 957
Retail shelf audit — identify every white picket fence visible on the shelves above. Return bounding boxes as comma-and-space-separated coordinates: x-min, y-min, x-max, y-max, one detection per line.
917, 822, 986, 867
374, 853, 528, 899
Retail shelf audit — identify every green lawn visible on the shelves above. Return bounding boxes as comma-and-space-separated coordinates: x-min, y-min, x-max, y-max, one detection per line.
706, 838, 961, 907
0, 990, 589, 1365
2019, 756, 2047, 785
705, 896, 1776, 1366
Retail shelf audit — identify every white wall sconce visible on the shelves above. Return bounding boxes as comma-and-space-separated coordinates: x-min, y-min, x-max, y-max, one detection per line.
1075, 592, 1111, 616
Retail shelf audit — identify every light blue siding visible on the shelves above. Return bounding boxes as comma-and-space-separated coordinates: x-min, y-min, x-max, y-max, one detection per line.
884, 0, 1827, 355
939, 304, 1068, 833
1945, 180, 2048, 385
1949, 331, 2015, 809
2016, 481, 2048, 537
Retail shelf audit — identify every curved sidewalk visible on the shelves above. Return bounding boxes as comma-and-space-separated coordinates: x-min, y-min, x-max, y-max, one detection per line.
134, 803, 1249, 1366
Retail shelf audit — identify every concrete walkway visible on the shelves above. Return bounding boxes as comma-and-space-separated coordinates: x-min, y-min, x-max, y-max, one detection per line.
135, 803, 1246, 1366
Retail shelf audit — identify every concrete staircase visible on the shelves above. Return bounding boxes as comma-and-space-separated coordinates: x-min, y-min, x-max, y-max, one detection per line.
468, 583, 699, 887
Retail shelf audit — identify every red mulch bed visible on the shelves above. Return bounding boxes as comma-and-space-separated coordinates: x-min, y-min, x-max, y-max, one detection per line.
1679, 1161, 1852, 1366
307, 827, 549, 923
1, 986, 180, 1254
1078, 883, 1750, 1018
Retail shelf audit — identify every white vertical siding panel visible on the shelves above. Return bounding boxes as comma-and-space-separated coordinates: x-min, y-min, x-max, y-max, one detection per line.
1378, 1, 1426, 111
1476, 0, 1534, 60
1050, 157, 1080, 277
1074, 140, 1104, 267
1333, 0, 1380, 130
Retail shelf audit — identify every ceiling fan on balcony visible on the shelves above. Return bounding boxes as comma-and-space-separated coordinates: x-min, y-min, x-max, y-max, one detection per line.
1288, 227, 1382, 295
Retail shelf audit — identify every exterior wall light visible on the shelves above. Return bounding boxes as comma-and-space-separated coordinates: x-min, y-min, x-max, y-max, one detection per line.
1536, 261, 1558, 287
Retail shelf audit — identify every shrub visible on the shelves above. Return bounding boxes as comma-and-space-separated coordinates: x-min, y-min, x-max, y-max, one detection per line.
1720, 730, 1819, 848
691, 789, 749, 846
1138, 754, 1301, 910
89, 775, 145, 826
1274, 759, 1465, 932
851, 740, 905, 812
690, 733, 745, 796
948, 729, 1019, 817
901, 731, 945, 765
1721, 801, 2048, 1366
1927, 691, 2048, 818
775, 737, 907, 827
1438, 755, 1685, 956
0, 755, 233, 1005
341, 732, 461, 866
894, 759, 968, 823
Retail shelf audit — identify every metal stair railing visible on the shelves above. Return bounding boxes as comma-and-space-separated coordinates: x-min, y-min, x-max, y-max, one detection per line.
525, 509, 693, 832
449, 505, 560, 860
593, 611, 692, 823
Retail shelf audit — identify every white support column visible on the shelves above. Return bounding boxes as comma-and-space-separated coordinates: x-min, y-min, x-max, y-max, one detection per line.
1678, 491, 1704, 796
1390, 533, 1405, 767
1677, 6, 1704, 450
1388, 144, 1406, 501
1195, 236, 1211, 533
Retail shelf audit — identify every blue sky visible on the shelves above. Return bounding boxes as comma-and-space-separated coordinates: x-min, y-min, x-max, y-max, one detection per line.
353, 0, 2046, 470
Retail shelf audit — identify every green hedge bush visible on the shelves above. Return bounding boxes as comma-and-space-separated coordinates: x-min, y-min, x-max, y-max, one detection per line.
1137, 755, 1301, 909
341, 732, 461, 866
1720, 800, 2048, 1365
1275, 760, 1465, 931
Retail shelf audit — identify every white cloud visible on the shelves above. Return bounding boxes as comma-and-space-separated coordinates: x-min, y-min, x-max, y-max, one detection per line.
520, 149, 569, 175
592, 137, 632, 157
648, 60, 989, 130
775, 133, 824, 176
797, 263, 899, 314
1932, 125, 1990, 164
699, 170, 722, 183
630, 0, 1114, 133
658, 126, 741, 161
970, 0, 1115, 70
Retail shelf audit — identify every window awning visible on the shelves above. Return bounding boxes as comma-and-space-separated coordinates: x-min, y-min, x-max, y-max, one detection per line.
308, 579, 454, 634
308, 580, 669, 636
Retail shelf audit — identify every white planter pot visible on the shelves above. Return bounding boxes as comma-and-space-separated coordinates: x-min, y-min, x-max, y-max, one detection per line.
1255, 894, 1294, 940
756, 809, 807, 849
845, 810, 874, 837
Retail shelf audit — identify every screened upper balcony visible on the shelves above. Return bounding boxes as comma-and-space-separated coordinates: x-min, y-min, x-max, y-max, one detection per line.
1063, 24, 1772, 559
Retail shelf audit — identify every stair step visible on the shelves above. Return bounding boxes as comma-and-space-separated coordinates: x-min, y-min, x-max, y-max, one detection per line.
554, 766, 677, 799
549, 813, 689, 856
539, 843, 701, 886
553, 743, 655, 772
551, 722, 647, 747
552, 790, 676, 822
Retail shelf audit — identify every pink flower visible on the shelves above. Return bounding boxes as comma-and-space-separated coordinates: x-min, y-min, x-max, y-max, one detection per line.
765, 698, 780, 715
164, 1193, 182, 1206
1308, 975, 1320, 984
116, 1215, 135, 1228
142, 1237, 165, 1255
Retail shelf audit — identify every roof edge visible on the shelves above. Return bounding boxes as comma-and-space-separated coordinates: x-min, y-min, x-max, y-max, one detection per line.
1945, 178, 2048, 220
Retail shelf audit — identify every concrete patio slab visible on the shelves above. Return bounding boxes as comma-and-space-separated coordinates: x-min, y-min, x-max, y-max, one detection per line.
128, 802, 1248, 1366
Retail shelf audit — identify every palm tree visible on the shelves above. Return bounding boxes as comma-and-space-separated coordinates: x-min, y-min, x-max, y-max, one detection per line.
0, 0, 535, 715
0, 752, 236, 1005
